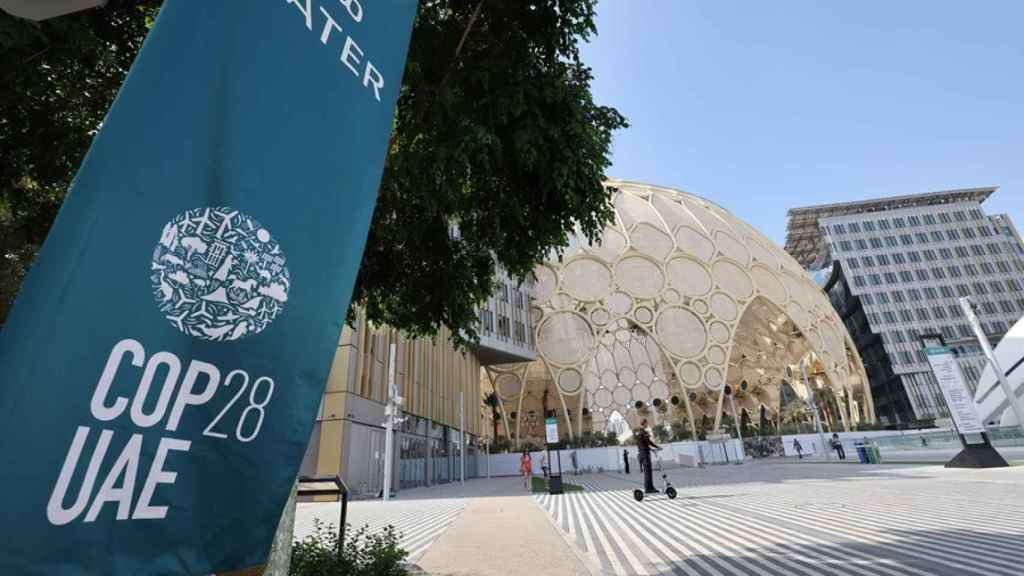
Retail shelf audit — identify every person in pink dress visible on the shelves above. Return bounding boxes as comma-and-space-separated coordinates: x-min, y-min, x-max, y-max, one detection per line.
520, 450, 533, 489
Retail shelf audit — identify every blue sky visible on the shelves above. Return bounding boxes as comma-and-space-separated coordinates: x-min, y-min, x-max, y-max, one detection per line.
582, 0, 1024, 245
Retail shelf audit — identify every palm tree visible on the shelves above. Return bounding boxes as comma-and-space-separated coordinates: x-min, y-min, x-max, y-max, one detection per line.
483, 391, 501, 441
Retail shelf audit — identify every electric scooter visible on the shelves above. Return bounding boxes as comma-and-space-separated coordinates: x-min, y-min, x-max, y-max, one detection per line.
633, 450, 677, 502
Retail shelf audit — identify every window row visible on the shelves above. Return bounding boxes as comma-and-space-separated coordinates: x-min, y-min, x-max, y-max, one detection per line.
825, 209, 986, 236
832, 236, 1006, 255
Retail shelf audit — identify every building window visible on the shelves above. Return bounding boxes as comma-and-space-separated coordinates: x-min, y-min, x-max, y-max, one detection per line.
892, 290, 905, 303
923, 286, 939, 299
923, 214, 938, 225
945, 229, 961, 241
893, 253, 907, 264
963, 227, 976, 239
855, 239, 868, 250
972, 282, 989, 295
885, 236, 899, 248
931, 231, 944, 242
978, 226, 992, 237
869, 274, 882, 286
931, 267, 946, 279
870, 237, 884, 249
863, 221, 877, 232
938, 213, 953, 224
862, 255, 875, 267
899, 271, 914, 282
908, 215, 922, 226
879, 219, 892, 230
990, 279, 1005, 293
970, 245, 985, 257
852, 275, 866, 288
914, 269, 930, 281
956, 284, 971, 297
956, 247, 970, 258
884, 272, 898, 283
876, 254, 891, 265
939, 247, 953, 259
940, 285, 955, 298
908, 251, 922, 263
980, 262, 996, 275
849, 222, 862, 233
840, 240, 852, 251
947, 265, 961, 277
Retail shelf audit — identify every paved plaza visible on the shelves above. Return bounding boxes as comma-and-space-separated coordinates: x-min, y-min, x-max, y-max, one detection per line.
295, 461, 1024, 576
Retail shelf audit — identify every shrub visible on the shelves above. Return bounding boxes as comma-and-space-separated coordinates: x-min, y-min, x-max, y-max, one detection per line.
291, 519, 409, 576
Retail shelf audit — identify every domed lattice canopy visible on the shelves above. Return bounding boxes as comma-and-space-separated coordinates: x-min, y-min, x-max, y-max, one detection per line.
489, 180, 874, 442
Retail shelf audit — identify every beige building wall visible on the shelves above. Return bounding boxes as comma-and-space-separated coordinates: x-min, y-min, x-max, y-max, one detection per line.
311, 309, 483, 482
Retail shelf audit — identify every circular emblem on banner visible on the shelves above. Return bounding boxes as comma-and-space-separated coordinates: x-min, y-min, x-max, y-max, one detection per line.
151, 207, 290, 341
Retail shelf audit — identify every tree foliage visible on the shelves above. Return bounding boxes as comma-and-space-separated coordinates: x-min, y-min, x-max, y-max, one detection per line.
0, 1, 161, 324
357, 0, 625, 345
0, 0, 626, 342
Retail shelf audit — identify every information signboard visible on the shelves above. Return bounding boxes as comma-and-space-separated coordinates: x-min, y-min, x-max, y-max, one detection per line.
545, 417, 559, 445
926, 347, 986, 439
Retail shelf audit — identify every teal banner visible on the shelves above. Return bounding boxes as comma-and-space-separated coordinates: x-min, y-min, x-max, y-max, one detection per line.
0, 1, 415, 574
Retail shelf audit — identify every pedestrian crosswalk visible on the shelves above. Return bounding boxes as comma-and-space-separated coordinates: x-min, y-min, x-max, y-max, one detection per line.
534, 463, 1024, 576
295, 496, 468, 561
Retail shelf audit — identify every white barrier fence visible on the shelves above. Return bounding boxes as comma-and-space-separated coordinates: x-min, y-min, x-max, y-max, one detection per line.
477, 429, 935, 475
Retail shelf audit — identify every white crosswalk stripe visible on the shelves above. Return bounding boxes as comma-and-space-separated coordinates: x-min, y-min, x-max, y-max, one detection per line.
296, 497, 468, 561
533, 462, 1024, 576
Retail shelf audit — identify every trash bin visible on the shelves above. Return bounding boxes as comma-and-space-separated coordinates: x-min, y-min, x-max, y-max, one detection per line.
548, 474, 564, 495
855, 443, 868, 464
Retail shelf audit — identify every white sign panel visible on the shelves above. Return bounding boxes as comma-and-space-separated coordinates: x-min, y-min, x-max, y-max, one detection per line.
545, 417, 559, 444
926, 347, 986, 438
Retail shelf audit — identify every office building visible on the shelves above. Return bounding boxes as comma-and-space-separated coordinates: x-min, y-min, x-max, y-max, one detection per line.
786, 187, 1024, 422
299, 274, 536, 498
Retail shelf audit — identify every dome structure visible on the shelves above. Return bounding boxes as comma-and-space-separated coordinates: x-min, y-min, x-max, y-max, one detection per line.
486, 180, 874, 443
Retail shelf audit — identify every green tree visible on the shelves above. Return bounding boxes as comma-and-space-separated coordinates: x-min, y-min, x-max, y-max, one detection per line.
0, 2, 161, 325
482, 391, 501, 441
0, 1, 626, 343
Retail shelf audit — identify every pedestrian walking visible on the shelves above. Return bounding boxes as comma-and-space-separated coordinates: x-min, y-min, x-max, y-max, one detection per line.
623, 449, 631, 474
520, 450, 533, 489
831, 433, 846, 460
540, 452, 549, 478
793, 438, 803, 459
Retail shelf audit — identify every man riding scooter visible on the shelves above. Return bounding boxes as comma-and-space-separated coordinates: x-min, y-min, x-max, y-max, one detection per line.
635, 419, 660, 494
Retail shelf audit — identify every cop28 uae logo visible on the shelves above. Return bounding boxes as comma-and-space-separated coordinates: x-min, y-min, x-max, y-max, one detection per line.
151, 207, 290, 341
